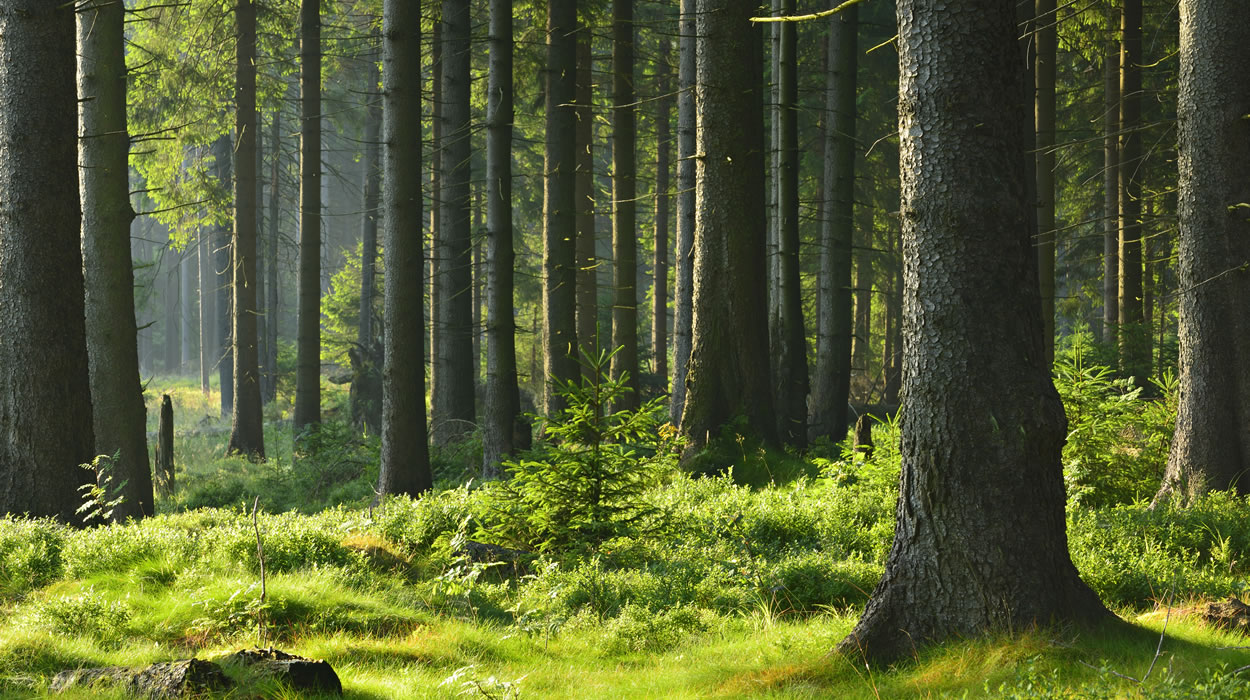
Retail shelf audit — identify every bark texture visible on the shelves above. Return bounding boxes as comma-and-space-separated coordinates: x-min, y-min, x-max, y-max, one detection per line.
227, 0, 265, 458
542, 0, 578, 416
652, 40, 672, 392
294, 0, 321, 432
1036, 0, 1056, 364
669, 0, 696, 425
78, 0, 153, 519
575, 30, 597, 366
1153, 0, 1250, 503
377, 0, 432, 498
837, 0, 1109, 662
483, 0, 520, 475
609, 0, 639, 408
0, 1, 95, 522
1103, 33, 1119, 347
1118, 0, 1149, 382
679, 0, 777, 455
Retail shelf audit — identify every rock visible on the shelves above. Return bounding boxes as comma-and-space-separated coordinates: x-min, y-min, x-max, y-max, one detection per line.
52, 658, 231, 698
225, 648, 342, 696
1201, 596, 1250, 632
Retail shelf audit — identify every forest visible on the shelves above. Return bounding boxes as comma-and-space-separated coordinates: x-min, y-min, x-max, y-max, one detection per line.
1, 0, 1249, 696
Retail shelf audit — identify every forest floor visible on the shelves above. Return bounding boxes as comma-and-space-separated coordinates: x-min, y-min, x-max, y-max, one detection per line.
2, 374, 1250, 698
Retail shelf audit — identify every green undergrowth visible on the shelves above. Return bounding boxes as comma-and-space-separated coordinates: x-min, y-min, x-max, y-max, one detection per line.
2, 367, 1249, 696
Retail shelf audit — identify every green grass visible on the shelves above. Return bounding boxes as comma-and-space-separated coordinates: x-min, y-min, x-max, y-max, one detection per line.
3, 374, 1250, 697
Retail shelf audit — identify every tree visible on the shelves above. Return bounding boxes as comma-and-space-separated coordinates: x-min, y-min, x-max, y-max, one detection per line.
836, 0, 1109, 662
771, 0, 807, 447
652, 39, 672, 393
609, 0, 640, 409
294, 0, 321, 432
377, 0, 432, 498
1036, 0, 1056, 364
543, 0, 578, 418
214, 136, 233, 419
0, 0, 94, 522
1103, 22, 1119, 347
227, 0, 265, 458
669, 0, 696, 425
811, 5, 857, 443
354, 61, 382, 434
575, 28, 597, 369
1152, 0, 1250, 504
1119, 0, 1149, 382
483, 0, 521, 475
679, 0, 776, 456
434, 0, 475, 444
78, 0, 154, 519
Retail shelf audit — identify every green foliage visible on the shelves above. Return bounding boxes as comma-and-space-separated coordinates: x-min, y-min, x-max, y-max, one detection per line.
77, 453, 128, 526
1054, 332, 1176, 507
486, 350, 666, 552
0, 518, 66, 600
320, 240, 383, 371
33, 588, 131, 644
681, 415, 818, 486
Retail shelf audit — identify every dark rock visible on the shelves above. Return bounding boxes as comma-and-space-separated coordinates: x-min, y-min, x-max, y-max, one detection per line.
1201, 596, 1250, 632
51, 658, 231, 698
226, 647, 342, 696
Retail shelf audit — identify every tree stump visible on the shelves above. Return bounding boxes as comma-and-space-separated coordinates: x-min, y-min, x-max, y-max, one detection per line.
853, 414, 874, 459
155, 394, 175, 497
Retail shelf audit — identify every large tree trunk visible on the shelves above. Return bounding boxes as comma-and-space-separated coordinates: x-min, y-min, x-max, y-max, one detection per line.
543, 0, 578, 417
838, 0, 1109, 662
652, 39, 672, 393
609, 0, 640, 408
77, 0, 153, 519
0, 0, 95, 522
227, 0, 265, 458
771, 0, 807, 447
811, 6, 857, 443
1118, 0, 1149, 383
679, 0, 777, 456
1153, 0, 1250, 505
1103, 31, 1120, 348
434, 0, 475, 444
354, 62, 382, 435
294, 0, 321, 432
377, 0, 432, 498
483, 0, 520, 476
575, 30, 597, 369
1036, 0, 1056, 365
669, 0, 696, 425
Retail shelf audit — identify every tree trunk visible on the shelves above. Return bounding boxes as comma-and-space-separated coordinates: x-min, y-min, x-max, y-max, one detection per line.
483, 0, 520, 476
575, 29, 597, 369
0, 0, 95, 522
294, 0, 321, 432
771, 0, 807, 447
811, 5, 857, 443
227, 0, 265, 458
255, 114, 266, 403
265, 107, 281, 405
182, 244, 197, 370
837, 0, 1109, 662
1119, 0, 1149, 383
164, 254, 180, 373
652, 39, 672, 393
156, 395, 175, 497
428, 19, 443, 417
77, 0, 153, 519
543, 0, 579, 417
1103, 30, 1119, 348
1036, 0, 1056, 365
199, 227, 213, 395
851, 182, 874, 392
669, 0, 696, 425
434, 0, 475, 444
608, 0, 640, 409
1153, 0, 1250, 505
214, 136, 234, 419
354, 62, 382, 435
378, 0, 432, 498
883, 223, 902, 406
679, 0, 777, 456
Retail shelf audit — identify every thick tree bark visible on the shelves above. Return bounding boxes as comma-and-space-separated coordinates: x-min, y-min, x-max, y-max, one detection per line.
0, 1, 95, 522
1119, 0, 1149, 382
771, 0, 806, 447
575, 30, 597, 369
378, 0, 432, 498
1103, 33, 1119, 348
433, 0, 475, 444
77, 0, 153, 519
679, 0, 777, 455
483, 0, 520, 476
609, 0, 639, 409
543, 0, 578, 417
1036, 0, 1056, 365
838, 0, 1109, 662
1153, 0, 1250, 504
227, 0, 265, 458
652, 40, 672, 393
669, 0, 696, 425
294, 0, 321, 432
354, 62, 382, 435
811, 6, 857, 443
